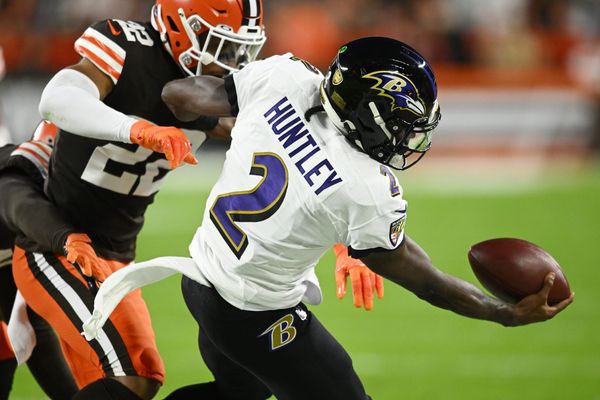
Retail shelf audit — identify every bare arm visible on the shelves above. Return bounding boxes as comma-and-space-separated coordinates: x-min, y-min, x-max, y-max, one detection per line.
162, 76, 232, 122
362, 235, 573, 327
69, 58, 115, 100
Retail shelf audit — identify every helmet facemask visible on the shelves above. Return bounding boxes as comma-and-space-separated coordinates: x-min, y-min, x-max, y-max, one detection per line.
318, 37, 442, 170
151, 3, 266, 77
322, 84, 441, 170
177, 10, 266, 76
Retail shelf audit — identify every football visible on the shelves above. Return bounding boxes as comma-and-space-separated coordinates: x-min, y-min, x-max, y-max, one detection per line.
468, 238, 570, 305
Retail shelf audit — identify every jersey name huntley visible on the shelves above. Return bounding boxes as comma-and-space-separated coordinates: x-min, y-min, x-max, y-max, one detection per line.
264, 97, 342, 196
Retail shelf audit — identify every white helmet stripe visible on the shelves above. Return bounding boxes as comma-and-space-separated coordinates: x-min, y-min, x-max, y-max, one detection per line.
151, 5, 173, 58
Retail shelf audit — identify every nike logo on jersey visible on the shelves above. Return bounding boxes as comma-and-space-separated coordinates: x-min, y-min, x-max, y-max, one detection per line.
107, 20, 122, 36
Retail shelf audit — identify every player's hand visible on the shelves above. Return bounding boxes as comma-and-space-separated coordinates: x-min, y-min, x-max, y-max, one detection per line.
129, 120, 198, 169
333, 243, 384, 311
511, 272, 574, 326
64, 233, 112, 283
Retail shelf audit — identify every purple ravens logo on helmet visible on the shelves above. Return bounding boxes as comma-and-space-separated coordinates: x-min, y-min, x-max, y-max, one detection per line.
362, 71, 426, 117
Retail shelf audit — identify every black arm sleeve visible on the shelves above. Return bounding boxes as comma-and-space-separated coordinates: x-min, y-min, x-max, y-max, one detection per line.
0, 172, 76, 254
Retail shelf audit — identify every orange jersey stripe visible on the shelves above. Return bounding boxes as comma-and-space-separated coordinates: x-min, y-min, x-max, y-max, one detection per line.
29, 141, 52, 157
75, 42, 121, 83
17, 146, 49, 169
78, 34, 125, 66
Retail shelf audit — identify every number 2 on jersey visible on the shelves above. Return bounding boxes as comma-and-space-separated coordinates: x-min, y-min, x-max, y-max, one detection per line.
210, 153, 288, 259
380, 165, 400, 197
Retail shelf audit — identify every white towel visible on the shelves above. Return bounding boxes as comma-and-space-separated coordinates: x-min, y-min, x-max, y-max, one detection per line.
82, 256, 209, 341
7, 290, 36, 364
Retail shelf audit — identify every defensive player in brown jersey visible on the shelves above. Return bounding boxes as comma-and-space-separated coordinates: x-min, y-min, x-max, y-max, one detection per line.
0, 122, 110, 399
11, 1, 266, 399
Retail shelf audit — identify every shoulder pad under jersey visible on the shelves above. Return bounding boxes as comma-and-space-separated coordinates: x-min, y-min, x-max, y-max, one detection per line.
3, 140, 52, 186
74, 19, 156, 84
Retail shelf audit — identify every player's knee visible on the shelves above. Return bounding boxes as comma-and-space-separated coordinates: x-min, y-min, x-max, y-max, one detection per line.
111, 376, 161, 400
74, 376, 160, 400
74, 377, 149, 400
138, 377, 161, 400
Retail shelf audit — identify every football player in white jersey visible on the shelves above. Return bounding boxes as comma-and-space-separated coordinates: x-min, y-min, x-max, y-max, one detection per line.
161, 37, 574, 399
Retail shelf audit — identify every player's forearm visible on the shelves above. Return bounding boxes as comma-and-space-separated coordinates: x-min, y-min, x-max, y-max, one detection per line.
411, 270, 517, 326
39, 69, 135, 143
162, 75, 231, 121
364, 236, 517, 326
0, 172, 75, 254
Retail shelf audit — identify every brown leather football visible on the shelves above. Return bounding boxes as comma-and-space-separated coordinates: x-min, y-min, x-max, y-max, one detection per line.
468, 238, 570, 305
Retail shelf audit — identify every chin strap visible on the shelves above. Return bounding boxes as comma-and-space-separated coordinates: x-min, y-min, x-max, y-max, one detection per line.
367, 101, 394, 142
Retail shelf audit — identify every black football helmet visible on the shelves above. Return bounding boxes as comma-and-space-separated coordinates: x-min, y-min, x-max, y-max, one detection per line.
320, 37, 441, 170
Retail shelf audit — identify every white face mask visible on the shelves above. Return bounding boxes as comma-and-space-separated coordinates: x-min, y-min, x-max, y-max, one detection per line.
387, 150, 427, 170
178, 11, 266, 76
405, 129, 433, 152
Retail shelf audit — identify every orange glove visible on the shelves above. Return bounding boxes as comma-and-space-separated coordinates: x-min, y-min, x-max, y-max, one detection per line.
64, 233, 112, 283
130, 120, 198, 169
334, 243, 384, 311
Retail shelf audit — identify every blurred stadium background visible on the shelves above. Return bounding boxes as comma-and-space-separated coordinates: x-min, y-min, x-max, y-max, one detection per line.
1, 0, 599, 399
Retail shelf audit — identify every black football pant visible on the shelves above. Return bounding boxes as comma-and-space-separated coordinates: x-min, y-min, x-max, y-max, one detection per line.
181, 276, 371, 400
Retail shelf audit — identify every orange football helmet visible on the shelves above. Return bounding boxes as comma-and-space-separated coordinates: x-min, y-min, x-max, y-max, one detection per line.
32, 120, 59, 146
151, 0, 266, 76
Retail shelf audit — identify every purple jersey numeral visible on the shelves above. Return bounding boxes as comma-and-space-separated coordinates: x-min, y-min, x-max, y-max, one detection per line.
210, 153, 288, 259
380, 165, 400, 197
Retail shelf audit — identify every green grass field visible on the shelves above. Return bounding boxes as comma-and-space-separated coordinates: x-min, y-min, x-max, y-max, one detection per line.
11, 162, 600, 400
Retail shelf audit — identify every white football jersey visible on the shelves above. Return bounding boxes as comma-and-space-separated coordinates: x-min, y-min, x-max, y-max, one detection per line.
189, 54, 408, 311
